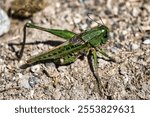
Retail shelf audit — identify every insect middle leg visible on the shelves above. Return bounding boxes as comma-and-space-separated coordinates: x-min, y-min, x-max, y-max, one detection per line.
88, 48, 105, 97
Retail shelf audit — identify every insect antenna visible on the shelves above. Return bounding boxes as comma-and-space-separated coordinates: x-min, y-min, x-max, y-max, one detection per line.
98, 16, 105, 25
87, 13, 101, 26
87, 13, 105, 26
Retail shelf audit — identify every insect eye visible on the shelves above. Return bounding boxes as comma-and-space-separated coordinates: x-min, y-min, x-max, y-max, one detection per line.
104, 33, 108, 38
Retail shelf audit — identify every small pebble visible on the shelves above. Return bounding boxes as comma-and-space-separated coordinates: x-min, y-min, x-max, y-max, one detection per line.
30, 90, 35, 98
80, 23, 88, 30
113, 6, 118, 15
16, 73, 23, 79
44, 62, 59, 78
122, 30, 128, 35
98, 59, 109, 69
58, 66, 67, 72
115, 43, 122, 49
45, 62, 56, 68
143, 38, 150, 45
0, 8, 10, 36
132, 7, 141, 17
55, 2, 60, 8
73, 14, 82, 24
131, 43, 140, 50
0, 58, 3, 64
110, 47, 119, 53
119, 65, 127, 75
52, 89, 61, 99
28, 76, 38, 88
30, 65, 41, 73
123, 75, 129, 84
20, 76, 31, 89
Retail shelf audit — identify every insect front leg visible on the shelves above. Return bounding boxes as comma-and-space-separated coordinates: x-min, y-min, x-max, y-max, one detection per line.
96, 47, 116, 63
18, 22, 77, 59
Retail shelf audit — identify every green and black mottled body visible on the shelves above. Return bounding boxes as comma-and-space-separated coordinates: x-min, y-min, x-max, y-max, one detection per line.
19, 21, 112, 97
21, 22, 109, 66
27, 43, 90, 65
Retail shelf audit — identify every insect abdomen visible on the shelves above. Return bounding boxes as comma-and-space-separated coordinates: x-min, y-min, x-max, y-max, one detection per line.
26, 43, 89, 65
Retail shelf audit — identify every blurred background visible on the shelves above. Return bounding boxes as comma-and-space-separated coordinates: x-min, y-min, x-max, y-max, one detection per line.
0, 0, 150, 99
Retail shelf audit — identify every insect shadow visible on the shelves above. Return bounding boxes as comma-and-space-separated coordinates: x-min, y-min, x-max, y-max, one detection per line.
9, 40, 63, 47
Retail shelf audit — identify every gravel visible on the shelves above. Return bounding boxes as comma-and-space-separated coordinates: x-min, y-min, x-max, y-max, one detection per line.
0, 7, 10, 36
143, 38, 150, 45
0, 0, 150, 100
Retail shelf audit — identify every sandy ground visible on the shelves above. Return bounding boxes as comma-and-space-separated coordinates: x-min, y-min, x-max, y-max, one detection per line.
0, 0, 150, 99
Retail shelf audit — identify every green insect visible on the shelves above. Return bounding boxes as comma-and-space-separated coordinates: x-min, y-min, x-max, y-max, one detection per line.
18, 15, 116, 97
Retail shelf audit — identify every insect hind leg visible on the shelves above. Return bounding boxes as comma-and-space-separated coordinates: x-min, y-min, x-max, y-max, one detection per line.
18, 21, 77, 60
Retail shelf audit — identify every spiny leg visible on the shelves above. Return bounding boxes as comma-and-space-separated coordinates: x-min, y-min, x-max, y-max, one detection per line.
18, 22, 77, 59
88, 48, 104, 97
